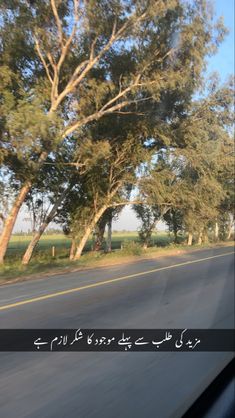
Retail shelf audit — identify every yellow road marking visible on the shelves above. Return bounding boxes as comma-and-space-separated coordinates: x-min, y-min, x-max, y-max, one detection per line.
0, 251, 233, 311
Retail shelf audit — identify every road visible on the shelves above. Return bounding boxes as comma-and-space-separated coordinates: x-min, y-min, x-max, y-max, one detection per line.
0, 245, 234, 418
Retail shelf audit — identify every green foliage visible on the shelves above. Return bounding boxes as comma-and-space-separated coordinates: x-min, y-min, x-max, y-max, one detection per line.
136, 78, 234, 244
0, 0, 233, 264
133, 204, 161, 247
164, 209, 183, 243
218, 213, 233, 241
121, 240, 143, 256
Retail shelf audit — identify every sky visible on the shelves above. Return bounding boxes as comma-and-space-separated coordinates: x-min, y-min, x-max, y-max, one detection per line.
14, 0, 234, 233
206, 0, 234, 81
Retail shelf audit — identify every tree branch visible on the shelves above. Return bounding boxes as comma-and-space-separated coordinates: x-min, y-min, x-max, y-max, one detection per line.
52, 4, 157, 109
34, 37, 53, 85
50, 0, 64, 49
57, 0, 80, 72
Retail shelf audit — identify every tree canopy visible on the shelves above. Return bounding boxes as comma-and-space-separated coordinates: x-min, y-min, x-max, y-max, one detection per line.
0, 0, 233, 264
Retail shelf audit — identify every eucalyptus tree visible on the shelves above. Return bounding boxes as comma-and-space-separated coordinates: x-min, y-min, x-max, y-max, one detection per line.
21, 138, 80, 264
170, 77, 234, 244
163, 209, 184, 243
133, 149, 184, 246
57, 135, 145, 260
0, 0, 226, 263
0, 178, 11, 234
132, 204, 161, 248
216, 145, 234, 240
93, 206, 123, 252
136, 77, 234, 246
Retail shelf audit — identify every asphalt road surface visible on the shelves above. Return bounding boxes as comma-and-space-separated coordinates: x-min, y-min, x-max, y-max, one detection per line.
0, 245, 234, 418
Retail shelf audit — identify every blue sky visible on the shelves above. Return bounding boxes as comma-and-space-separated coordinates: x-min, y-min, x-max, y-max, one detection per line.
15, 0, 234, 232
206, 0, 234, 80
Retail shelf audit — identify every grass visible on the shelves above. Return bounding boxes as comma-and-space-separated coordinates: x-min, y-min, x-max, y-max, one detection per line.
7, 231, 171, 259
0, 232, 233, 284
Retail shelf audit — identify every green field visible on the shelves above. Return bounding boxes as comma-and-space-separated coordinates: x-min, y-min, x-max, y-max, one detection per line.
1, 232, 232, 283
7, 231, 172, 261
0, 231, 176, 282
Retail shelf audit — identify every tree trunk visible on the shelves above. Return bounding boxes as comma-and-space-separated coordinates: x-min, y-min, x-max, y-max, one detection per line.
69, 237, 76, 260
173, 230, 178, 244
227, 227, 232, 240
198, 229, 203, 245
227, 228, 232, 240
21, 189, 67, 265
0, 151, 49, 264
106, 217, 112, 252
73, 206, 108, 261
94, 223, 106, 251
0, 181, 31, 264
187, 232, 193, 246
214, 221, 219, 241
227, 217, 234, 240
22, 229, 45, 265
202, 229, 209, 244
73, 225, 93, 260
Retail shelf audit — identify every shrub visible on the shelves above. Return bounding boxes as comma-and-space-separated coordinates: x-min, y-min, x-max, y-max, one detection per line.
121, 240, 143, 256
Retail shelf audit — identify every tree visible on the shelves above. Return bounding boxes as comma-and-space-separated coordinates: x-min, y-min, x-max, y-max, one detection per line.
105, 206, 123, 252
135, 77, 234, 247
93, 215, 107, 252
0, 179, 11, 234
21, 138, 87, 265
0, 0, 226, 263
216, 130, 234, 240
169, 78, 234, 244
93, 206, 122, 252
57, 136, 145, 260
133, 204, 160, 248
164, 209, 183, 243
